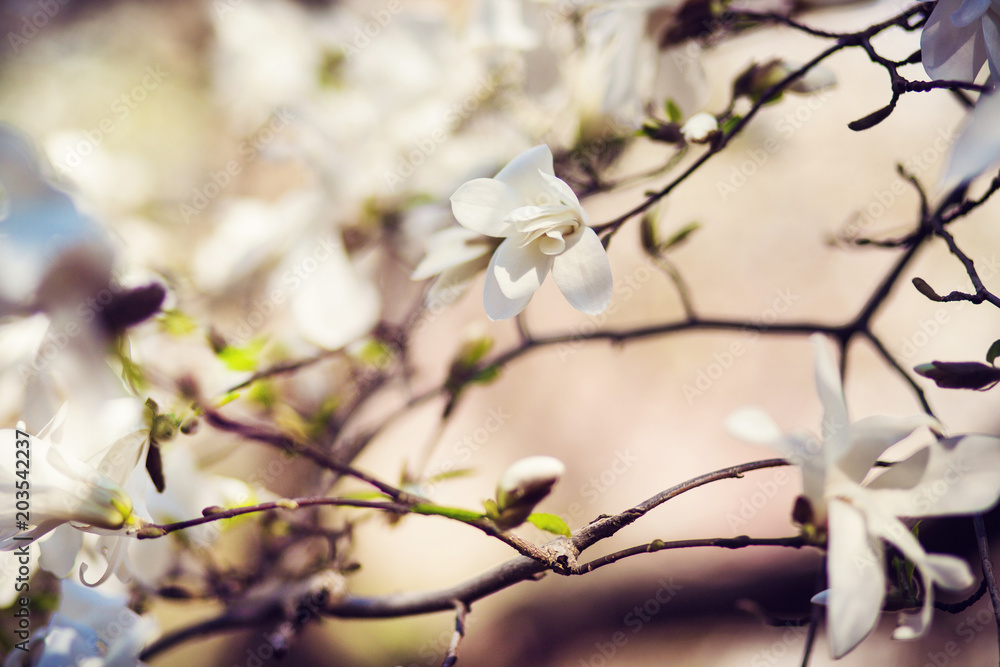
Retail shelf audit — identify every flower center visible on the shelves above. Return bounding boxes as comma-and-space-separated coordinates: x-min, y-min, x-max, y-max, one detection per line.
505, 204, 581, 256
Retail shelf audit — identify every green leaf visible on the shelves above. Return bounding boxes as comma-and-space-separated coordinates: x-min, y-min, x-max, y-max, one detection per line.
987, 339, 1000, 365
483, 498, 499, 520
354, 339, 394, 369
527, 513, 572, 537
720, 114, 742, 136
340, 490, 393, 501
662, 221, 700, 251
472, 365, 500, 385
158, 309, 199, 337
217, 339, 267, 372
426, 468, 476, 484
665, 99, 683, 124
412, 504, 485, 523
248, 380, 277, 409
215, 391, 241, 407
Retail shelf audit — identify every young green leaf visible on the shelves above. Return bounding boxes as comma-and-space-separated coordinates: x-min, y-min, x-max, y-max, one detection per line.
526, 512, 572, 537
987, 339, 1000, 365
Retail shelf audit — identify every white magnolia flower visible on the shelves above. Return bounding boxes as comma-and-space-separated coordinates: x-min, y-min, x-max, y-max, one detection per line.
727, 335, 1000, 658
921, 0, 1000, 83
0, 425, 141, 551
411, 225, 498, 307
566, 2, 707, 141
494, 455, 566, 529
939, 91, 1000, 189
680, 113, 718, 143
4, 578, 157, 667
450, 145, 613, 320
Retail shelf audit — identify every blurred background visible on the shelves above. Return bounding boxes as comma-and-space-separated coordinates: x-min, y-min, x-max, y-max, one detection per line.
3, 0, 1000, 665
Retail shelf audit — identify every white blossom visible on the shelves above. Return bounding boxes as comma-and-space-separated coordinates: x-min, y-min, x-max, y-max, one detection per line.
921, 0, 1000, 83
411, 225, 498, 307
450, 145, 613, 320
727, 335, 1000, 658
680, 113, 718, 143
3, 578, 157, 667
494, 455, 566, 529
940, 91, 1000, 189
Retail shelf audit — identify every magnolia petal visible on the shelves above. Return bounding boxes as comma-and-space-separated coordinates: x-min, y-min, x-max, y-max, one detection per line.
922, 0, 986, 81
550, 227, 612, 315
538, 170, 586, 220
38, 525, 83, 578
482, 244, 537, 320
425, 258, 489, 307
827, 500, 885, 659
867, 508, 972, 642
839, 414, 938, 484
725, 408, 785, 447
493, 145, 555, 201
952, 0, 992, 27
810, 335, 850, 464
868, 435, 1000, 518
411, 228, 492, 281
924, 552, 975, 590
492, 235, 552, 300
941, 91, 1000, 189
983, 14, 1000, 90
450, 178, 522, 237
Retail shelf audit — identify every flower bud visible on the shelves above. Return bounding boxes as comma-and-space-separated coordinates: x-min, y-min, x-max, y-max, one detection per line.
493, 456, 565, 530
914, 361, 1000, 390
680, 113, 718, 144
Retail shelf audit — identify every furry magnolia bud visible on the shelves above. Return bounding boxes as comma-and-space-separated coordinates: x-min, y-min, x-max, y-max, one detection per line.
493, 456, 565, 529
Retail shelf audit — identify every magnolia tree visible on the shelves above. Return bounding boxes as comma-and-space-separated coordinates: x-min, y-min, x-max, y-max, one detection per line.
6, 0, 1000, 665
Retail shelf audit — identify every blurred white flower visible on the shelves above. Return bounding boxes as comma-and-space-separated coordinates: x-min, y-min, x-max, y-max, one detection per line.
411, 225, 498, 307
3, 578, 157, 667
0, 425, 142, 551
939, 91, 1000, 189
566, 1, 707, 141
921, 0, 1000, 83
494, 455, 565, 529
727, 335, 1000, 658
467, 0, 539, 51
450, 145, 612, 320
680, 112, 718, 143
